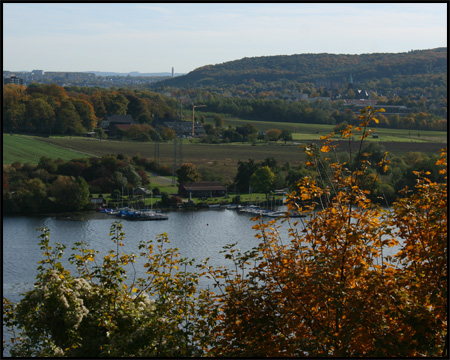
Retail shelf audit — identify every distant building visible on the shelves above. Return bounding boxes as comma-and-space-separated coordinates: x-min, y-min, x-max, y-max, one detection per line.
100, 114, 135, 131
133, 187, 151, 196
89, 197, 106, 207
179, 182, 226, 198
355, 89, 369, 100
154, 118, 205, 137
346, 104, 411, 116
3, 75, 23, 85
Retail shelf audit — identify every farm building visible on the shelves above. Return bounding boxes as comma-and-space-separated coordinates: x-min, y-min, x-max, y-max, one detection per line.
100, 114, 135, 132
179, 182, 227, 198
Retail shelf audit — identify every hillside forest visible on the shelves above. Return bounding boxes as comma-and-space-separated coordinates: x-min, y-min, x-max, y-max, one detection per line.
2, 76, 447, 141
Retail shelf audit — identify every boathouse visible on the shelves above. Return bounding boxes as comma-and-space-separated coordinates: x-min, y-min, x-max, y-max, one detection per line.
179, 182, 226, 198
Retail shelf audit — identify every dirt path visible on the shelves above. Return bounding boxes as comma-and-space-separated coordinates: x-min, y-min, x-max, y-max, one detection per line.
148, 172, 175, 186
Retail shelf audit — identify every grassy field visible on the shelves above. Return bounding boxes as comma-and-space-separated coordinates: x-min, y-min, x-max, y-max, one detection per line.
3, 120, 446, 184
204, 115, 447, 143
2, 134, 96, 164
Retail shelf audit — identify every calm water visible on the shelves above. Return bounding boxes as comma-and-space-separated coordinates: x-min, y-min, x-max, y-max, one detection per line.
3, 208, 298, 302
3, 208, 402, 356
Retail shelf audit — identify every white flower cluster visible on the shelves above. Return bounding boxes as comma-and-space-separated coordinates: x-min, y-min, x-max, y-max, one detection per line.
136, 293, 156, 313
41, 271, 91, 329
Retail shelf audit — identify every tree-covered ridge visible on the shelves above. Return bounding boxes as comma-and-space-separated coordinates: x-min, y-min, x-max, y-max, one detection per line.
2, 84, 178, 135
157, 48, 447, 87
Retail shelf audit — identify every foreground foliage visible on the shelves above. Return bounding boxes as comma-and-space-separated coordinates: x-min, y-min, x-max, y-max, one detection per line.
3, 107, 447, 357
202, 107, 447, 357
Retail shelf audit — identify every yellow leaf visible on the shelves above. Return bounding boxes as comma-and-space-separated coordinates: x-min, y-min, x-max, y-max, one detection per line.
132, 288, 138, 293
372, 117, 379, 124
59, 274, 64, 279
301, 193, 310, 201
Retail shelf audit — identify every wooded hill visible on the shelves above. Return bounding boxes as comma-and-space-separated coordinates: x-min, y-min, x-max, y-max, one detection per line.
154, 48, 447, 88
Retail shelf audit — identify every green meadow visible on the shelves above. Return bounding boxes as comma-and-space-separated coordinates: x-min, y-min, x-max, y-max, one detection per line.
2, 134, 95, 164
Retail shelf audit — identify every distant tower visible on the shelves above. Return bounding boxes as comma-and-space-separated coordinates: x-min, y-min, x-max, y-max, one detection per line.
172, 67, 174, 78
348, 73, 354, 89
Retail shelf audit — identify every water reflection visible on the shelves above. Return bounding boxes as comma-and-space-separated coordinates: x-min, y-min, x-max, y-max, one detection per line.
3, 208, 401, 299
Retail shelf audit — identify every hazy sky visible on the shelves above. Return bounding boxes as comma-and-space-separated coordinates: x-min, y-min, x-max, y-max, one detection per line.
3, 2, 447, 74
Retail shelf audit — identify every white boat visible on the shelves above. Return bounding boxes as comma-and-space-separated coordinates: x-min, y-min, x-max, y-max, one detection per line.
208, 204, 223, 209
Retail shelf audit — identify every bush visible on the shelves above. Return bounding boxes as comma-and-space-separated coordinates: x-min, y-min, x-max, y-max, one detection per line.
3, 222, 214, 357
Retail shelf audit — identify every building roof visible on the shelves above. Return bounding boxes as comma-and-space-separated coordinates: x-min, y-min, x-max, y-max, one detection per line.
115, 124, 133, 131
104, 114, 134, 124
180, 182, 226, 191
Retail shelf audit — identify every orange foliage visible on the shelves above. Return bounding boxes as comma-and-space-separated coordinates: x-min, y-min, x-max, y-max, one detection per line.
202, 107, 447, 357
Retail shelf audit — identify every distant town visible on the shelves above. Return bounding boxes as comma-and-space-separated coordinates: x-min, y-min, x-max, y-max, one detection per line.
2, 69, 184, 87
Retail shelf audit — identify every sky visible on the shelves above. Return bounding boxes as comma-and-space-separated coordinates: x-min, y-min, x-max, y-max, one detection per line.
3, 2, 447, 74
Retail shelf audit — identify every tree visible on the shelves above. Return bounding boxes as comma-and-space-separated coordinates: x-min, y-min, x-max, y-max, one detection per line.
346, 88, 356, 99
118, 165, 142, 189
158, 127, 176, 141
38, 156, 59, 173
176, 163, 201, 185
26, 98, 56, 133
234, 159, 259, 193
334, 121, 348, 136
3, 84, 27, 132
213, 114, 224, 128
3, 222, 214, 357
279, 129, 293, 143
105, 93, 129, 115
265, 129, 281, 142
250, 166, 275, 199
54, 99, 85, 135
203, 106, 447, 357
71, 98, 97, 131
49, 176, 89, 212
110, 171, 128, 192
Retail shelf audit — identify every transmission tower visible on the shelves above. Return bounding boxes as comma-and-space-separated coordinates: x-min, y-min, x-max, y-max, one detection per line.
179, 137, 183, 167
171, 136, 183, 185
172, 137, 178, 185
154, 140, 160, 164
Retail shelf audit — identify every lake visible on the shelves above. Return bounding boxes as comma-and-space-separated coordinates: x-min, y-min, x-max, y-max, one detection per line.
3, 207, 299, 302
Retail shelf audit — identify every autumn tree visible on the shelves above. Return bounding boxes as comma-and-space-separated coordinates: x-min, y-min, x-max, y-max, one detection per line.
265, 128, 282, 142
54, 99, 85, 135
71, 98, 97, 131
26, 98, 56, 133
176, 163, 201, 185
202, 106, 447, 357
3, 84, 27, 132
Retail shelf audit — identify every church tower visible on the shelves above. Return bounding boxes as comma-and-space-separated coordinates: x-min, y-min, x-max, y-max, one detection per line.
347, 73, 354, 89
